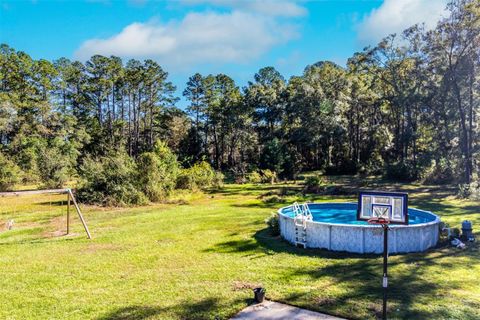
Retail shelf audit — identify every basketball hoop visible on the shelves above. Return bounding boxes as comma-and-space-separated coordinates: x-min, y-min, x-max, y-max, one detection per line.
357, 191, 408, 320
367, 217, 390, 225
357, 191, 408, 225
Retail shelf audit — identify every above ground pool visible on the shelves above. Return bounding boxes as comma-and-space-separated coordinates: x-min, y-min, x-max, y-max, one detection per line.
278, 202, 441, 254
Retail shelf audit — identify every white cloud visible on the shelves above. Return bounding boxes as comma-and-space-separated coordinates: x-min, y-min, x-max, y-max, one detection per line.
357, 0, 448, 45
74, 10, 299, 69
182, 0, 307, 17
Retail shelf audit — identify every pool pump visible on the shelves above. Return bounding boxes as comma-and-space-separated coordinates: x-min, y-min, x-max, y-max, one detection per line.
462, 220, 475, 242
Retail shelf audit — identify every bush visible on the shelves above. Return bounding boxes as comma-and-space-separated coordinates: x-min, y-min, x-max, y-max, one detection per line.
176, 161, 223, 190
451, 227, 461, 238
137, 141, 179, 202
245, 170, 276, 184
213, 171, 225, 189
303, 175, 325, 193
282, 146, 303, 180
384, 161, 419, 181
422, 160, 455, 184
259, 138, 284, 175
439, 222, 451, 242
10, 136, 43, 183
78, 151, 147, 206
262, 195, 284, 204
324, 160, 357, 175
358, 155, 384, 176
234, 175, 247, 184
190, 161, 215, 186
246, 171, 262, 184
36, 146, 71, 188
259, 169, 277, 184
176, 171, 194, 190
458, 181, 480, 200
0, 152, 21, 191
265, 213, 280, 236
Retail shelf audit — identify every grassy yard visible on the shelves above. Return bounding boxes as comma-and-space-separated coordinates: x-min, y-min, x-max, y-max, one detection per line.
0, 176, 479, 319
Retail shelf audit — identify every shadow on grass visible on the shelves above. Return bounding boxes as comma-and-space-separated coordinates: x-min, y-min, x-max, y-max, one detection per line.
36, 200, 68, 206
97, 305, 164, 320
0, 231, 80, 246
97, 297, 250, 320
205, 227, 380, 260
207, 184, 301, 198
204, 226, 478, 319
209, 227, 458, 261
281, 244, 479, 320
231, 202, 288, 209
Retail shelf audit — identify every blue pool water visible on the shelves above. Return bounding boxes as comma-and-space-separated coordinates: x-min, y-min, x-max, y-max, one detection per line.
279, 203, 436, 225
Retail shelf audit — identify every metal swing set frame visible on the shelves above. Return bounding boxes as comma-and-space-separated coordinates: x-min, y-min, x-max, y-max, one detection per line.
0, 188, 92, 239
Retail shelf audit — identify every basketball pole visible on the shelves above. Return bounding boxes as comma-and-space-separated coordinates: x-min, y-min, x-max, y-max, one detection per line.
66, 192, 70, 235
382, 224, 389, 320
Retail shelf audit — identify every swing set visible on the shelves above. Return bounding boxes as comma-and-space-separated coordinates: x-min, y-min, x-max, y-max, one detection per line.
0, 188, 91, 239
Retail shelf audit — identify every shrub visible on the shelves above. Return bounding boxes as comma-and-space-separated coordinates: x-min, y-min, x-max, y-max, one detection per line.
259, 169, 277, 184
458, 181, 480, 200
78, 151, 147, 206
358, 156, 384, 176
384, 161, 419, 181
246, 170, 276, 184
10, 136, 43, 183
324, 160, 357, 175
422, 160, 455, 184
439, 222, 451, 242
303, 175, 325, 193
265, 213, 280, 236
28, 136, 80, 188
176, 161, 222, 190
0, 152, 21, 191
451, 228, 461, 238
259, 138, 284, 175
176, 171, 194, 190
137, 141, 179, 202
262, 195, 284, 204
36, 146, 71, 188
191, 161, 216, 186
282, 146, 303, 180
246, 171, 262, 184
213, 171, 225, 189
234, 175, 247, 184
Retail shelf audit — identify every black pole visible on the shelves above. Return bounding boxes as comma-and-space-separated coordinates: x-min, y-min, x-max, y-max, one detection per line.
382, 224, 389, 320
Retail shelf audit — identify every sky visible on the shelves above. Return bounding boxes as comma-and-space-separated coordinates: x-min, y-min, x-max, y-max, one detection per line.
0, 0, 448, 107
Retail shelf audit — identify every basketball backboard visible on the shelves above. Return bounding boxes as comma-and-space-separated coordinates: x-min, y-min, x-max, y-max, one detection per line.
357, 191, 408, 225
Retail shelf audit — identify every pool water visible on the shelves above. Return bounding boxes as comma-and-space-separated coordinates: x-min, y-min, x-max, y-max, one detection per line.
280, 203, 435, 225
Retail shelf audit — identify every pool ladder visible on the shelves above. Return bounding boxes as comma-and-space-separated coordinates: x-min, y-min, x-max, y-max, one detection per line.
293, 202, 313, 248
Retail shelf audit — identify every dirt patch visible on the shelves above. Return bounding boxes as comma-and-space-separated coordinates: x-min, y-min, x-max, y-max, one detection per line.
44, 230, 68, 238
164, 199, 190, 205
232, 280, 262, 291
83, 243, 124, 254
40, 215, 67, 238
367, 302, 394, 319
315, 297, 336, 306
156, 238, 176, 245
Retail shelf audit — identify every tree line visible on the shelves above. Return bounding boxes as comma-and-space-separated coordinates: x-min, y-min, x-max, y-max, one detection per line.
0, 0, 478, 198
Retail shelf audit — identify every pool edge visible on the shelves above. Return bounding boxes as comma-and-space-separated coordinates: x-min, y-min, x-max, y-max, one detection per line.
277, 202, 441, 254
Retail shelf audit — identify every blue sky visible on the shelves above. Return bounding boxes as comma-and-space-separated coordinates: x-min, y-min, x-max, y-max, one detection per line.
0, 0, 447, 107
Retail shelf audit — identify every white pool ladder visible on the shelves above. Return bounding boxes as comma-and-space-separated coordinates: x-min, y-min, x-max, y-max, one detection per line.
293, 202, 313, 248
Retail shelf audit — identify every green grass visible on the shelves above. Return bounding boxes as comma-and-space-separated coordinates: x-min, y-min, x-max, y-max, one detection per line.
0, 177, 479, 319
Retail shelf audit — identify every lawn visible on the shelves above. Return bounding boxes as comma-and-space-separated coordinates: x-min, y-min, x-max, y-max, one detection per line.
0, 176, 479, 320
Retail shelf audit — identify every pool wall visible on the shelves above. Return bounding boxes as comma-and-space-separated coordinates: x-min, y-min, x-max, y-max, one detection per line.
278, 203, 440, 254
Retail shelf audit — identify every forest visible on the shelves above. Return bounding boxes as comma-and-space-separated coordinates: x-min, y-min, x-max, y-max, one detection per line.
0, 0, 478, 205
